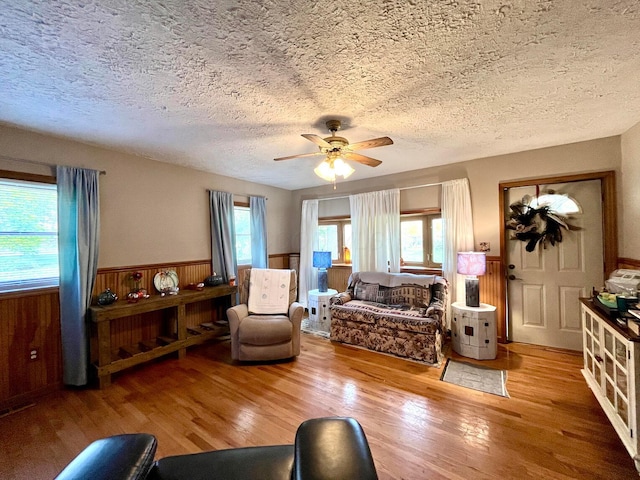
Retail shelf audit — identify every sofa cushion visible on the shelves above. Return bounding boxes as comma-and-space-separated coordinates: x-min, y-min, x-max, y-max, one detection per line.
331, 300, 439, 333
238, 316, 292, 345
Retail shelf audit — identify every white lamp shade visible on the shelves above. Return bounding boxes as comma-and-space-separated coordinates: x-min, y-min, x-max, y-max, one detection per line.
314, 161, 335, 182
333, 158, 355, 178
314, 158, 355, 182
457, 252, 486, 276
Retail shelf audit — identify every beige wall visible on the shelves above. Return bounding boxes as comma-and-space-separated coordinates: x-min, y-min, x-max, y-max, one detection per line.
621, 120, 640, 260
1, 123, 626, 263
0, 124, 294, 268
292, 136, 622, 256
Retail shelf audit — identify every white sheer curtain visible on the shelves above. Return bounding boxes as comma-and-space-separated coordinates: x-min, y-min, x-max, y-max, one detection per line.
350, 189, 400, 273
299, 199, 319, 308
442, 178, 475, 313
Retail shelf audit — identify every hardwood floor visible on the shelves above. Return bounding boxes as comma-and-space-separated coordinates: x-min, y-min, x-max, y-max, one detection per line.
0, 334, 636, 479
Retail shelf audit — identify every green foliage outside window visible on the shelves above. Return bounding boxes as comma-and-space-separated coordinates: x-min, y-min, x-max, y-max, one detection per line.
0, 179, 58, 290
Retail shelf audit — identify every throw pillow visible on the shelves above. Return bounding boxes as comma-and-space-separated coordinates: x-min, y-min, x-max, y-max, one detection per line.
354, 282, 379, 302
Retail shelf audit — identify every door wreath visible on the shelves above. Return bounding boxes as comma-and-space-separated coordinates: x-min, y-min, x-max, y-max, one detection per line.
506, 194, 577, 252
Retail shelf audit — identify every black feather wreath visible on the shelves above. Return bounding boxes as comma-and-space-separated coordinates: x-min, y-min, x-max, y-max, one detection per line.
506, 197, 576, 252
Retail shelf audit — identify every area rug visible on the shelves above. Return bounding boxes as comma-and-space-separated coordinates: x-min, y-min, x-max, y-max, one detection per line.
301, 318, 330, 338
440, 358, 509, 397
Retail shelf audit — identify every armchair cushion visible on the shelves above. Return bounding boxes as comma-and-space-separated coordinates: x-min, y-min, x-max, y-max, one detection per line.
238, 315, 292, 345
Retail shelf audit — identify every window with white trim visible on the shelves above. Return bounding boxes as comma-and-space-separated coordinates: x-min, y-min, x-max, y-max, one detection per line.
400, 213, 443, 268
233, 205, 252, 266
318, 220, 351, 263
0, 178, 59, 292
319, 213, 442, 268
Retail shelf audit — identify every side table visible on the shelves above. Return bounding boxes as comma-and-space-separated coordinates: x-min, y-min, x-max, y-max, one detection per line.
308, 289, 337, 333
451, 301, 497, 360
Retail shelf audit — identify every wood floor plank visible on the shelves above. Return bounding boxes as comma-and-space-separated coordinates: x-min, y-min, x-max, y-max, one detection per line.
0, 334, 636, 479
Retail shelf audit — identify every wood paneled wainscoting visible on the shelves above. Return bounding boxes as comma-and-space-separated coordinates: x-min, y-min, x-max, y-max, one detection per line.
91, 261, 230, 372
479, 256, 505, 342
0, 289, 62, 411
0, 255, 294, 410
618, 257, 640, 270
328, 265, 353, 293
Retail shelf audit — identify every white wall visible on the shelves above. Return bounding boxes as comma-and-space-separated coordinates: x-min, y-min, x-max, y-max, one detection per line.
291, 136, 622, 256
621, 120, 640, 260
0, 124, 294, 268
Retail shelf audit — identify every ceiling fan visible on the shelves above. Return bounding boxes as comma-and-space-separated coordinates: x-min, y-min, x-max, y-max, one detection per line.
274, 120, 393, 176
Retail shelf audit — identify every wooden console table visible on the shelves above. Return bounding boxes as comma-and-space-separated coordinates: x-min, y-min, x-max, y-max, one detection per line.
89, 285, 236, 388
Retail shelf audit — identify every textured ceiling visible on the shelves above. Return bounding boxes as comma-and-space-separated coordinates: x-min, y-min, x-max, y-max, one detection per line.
1, 1, 640, 190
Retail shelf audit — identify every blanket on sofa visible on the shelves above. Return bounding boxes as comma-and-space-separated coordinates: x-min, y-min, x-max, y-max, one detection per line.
358, 272, 436, 288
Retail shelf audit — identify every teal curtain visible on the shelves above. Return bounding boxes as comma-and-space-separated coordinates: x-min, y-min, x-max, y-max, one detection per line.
209, 190, 237, 282
57, 166, 100, 386
250, 196, 267, 269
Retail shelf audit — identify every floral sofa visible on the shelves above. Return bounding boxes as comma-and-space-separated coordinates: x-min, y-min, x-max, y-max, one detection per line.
330, 271, 448, 364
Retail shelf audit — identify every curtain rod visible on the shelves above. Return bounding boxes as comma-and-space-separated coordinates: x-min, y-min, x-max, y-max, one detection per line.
0, 154, 106, 175
315, 181, 445, 201
207, 189, 268, 200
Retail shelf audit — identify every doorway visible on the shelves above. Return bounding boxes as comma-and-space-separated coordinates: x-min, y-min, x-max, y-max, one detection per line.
506, 180, 603, 350
498, 171, 617, 347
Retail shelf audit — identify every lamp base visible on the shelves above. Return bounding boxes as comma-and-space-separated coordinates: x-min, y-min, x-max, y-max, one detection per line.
318, 269, 328, 293
465, 277, 480, 307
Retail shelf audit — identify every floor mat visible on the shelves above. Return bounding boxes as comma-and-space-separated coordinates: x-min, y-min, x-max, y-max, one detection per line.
440, 358, 509, 397
301, 317, 330, 338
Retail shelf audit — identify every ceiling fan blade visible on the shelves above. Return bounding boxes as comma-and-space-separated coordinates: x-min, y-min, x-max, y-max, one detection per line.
274, 152, 324, 161
347, 136, 393, 151
343, 152, 382, 167
301, 134, 332, 148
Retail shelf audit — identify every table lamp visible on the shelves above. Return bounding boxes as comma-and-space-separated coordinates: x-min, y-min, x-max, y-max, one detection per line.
313, 251, 332, 293
457, 251, 486, 307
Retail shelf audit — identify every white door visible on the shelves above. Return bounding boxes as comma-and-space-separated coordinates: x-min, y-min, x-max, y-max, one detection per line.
507, 180, 604, 351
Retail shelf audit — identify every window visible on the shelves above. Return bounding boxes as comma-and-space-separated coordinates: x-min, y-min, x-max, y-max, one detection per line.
400, 213, 442, 268
318, 219, 351, 263
0, 178, 58, 292
319, 213, 442, 268
234, 205, 252, 265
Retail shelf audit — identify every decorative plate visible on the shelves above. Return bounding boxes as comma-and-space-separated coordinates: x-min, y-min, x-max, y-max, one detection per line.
154, 270, 179, 292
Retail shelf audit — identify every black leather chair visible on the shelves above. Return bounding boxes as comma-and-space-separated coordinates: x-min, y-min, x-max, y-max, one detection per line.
56, 417, 378, 480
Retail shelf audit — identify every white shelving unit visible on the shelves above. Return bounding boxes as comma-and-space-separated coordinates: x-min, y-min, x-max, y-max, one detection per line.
581, 299, 640, 473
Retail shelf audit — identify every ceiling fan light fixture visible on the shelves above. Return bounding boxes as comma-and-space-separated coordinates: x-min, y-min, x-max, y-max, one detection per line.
276, 119, 392, 187
314, 160, 337, 182
314, 158, 355, 183
333, 158, 355, 178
